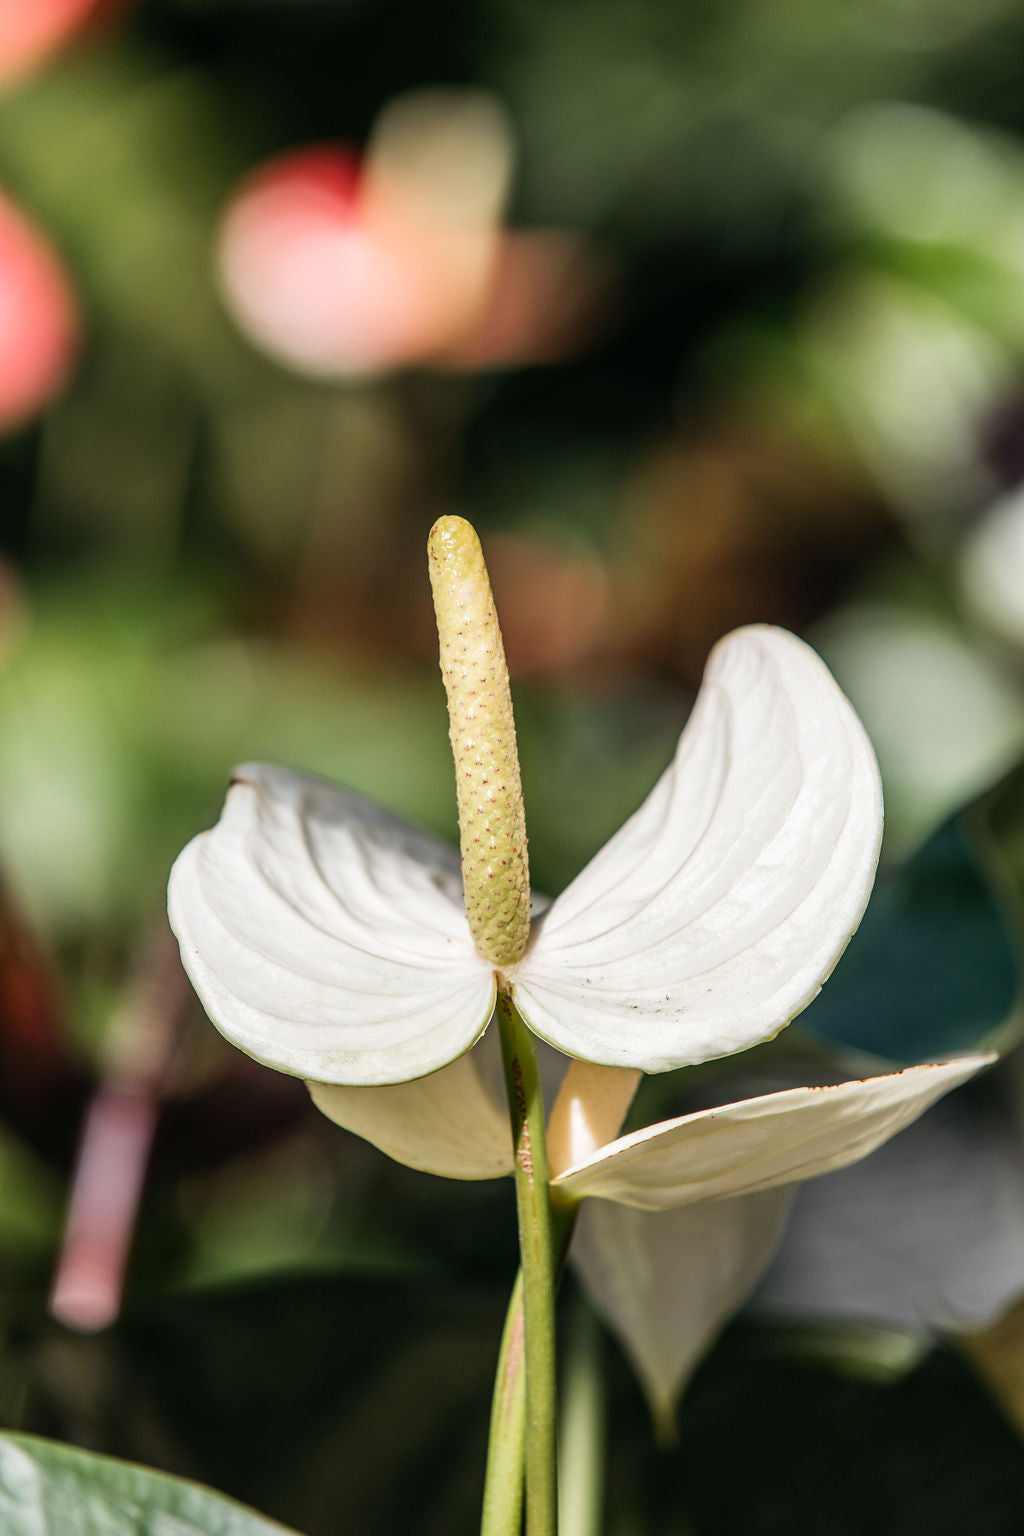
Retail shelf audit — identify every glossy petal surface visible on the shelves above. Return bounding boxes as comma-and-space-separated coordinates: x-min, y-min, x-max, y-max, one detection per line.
554, 1058, 991, 1210
512, 626, 884, 1072
168, 764, 495, 1086
572, 1189, 791, 1430
309, 1031, 513, 1179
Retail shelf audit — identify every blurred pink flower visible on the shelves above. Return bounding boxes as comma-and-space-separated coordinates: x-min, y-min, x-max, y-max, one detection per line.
0, 190, 77, 429
218, 145, 464, 376
217, 93, 612, 378
0, 0, 123, 89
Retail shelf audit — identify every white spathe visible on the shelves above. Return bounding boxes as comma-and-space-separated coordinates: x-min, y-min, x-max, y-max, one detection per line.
168, 624, 883, 1087
570, 1188, 793, 1432
512, 625, 882, 1070
556, 1056, 992, 1419
169, 768, 497, 1086
310, 1028, 514, 1180
550, 1059, 985, 1209
305, 1043, 992, 1422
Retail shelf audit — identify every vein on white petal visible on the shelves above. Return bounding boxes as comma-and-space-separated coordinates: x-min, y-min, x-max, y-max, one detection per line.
173, 844, 495, 1076
553, 1057, 993, 1211
309, 1030, 514, 1180
512, 627, 884, 1072
240, 767, 471, 960
571, 1189, 792, 1430
168, 764, 496, 1086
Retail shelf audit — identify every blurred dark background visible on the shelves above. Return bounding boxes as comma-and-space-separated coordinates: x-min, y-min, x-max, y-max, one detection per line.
6, 1, 1024, 1531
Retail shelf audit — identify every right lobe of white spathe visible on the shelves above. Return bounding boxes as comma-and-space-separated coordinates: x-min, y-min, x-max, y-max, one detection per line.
511, 626, 884, 1074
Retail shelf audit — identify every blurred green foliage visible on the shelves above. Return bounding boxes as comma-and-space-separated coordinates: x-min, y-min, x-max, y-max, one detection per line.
6, 0, 1024, 1532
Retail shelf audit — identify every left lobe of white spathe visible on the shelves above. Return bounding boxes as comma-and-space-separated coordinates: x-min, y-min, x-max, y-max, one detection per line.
511, 625, 884, 1073
168, 764, 497, 1086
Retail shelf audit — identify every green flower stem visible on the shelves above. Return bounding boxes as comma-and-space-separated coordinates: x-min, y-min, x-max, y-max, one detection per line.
481, 1197, 581, 1536
557, 1292, 606, 1536
481, 1270, 525, 1536
497, 988, 558, 1536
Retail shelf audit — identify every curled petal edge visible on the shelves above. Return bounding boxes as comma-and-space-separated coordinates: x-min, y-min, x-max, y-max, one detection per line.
554, 1057, 994, 1211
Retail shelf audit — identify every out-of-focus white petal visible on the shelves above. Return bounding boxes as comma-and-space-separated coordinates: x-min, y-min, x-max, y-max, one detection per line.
368, 89, 514, 230
961, 484, 1024, 651
511, 626, 883, 1072
308, 1030, 513, 1180
168, 764, 496, 1086
571, 1189, 792, 1433
554, 1057, 992, 1210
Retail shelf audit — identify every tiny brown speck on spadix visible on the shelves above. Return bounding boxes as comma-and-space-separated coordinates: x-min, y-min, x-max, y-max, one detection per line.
428, 515, 530, 969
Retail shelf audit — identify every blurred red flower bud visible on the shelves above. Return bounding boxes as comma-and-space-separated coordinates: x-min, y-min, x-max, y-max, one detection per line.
218, 93, 614, 378
0, 0, 124, 90
0, 191, 78, 429
218, 144, 481, 376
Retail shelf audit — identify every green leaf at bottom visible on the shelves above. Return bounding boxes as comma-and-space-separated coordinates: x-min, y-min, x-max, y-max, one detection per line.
0, 1434, 303, 1536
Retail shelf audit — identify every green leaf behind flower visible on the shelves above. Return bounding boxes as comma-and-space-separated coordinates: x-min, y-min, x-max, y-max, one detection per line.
0, 1433, 303, 1536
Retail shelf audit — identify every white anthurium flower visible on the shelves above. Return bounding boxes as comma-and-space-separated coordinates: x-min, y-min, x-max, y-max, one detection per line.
168, 516, 996, 1439
168, 623, 886, 1098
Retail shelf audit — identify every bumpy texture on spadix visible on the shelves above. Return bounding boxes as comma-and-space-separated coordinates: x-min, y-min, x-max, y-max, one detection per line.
428, 514, 530, 968
167, 624, 882, 1090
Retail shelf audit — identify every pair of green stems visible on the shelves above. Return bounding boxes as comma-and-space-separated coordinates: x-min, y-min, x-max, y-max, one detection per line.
483, 992, 595, 1536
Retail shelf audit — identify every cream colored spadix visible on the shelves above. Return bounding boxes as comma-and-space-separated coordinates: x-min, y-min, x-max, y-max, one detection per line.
428, 514, 531, 969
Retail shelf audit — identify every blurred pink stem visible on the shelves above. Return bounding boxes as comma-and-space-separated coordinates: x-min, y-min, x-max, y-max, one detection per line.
49, 1085, 159, 1332
49, 931, 190, 1332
